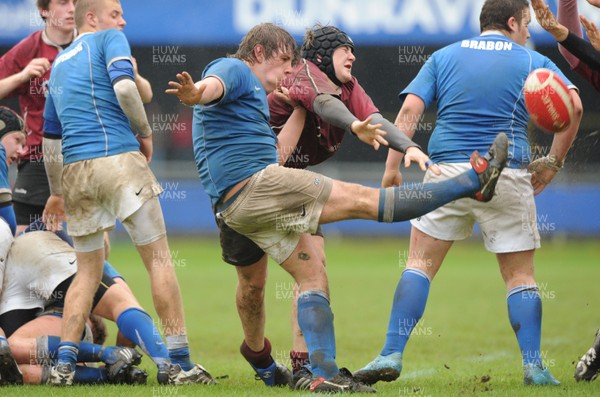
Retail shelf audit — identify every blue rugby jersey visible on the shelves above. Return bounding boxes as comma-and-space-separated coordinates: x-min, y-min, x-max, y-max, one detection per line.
192, 58, 278, 205
401, 32, 574, 168
43, 29, 138, 164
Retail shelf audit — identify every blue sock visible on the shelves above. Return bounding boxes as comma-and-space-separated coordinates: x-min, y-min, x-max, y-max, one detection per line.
381, 269, 430, 356
297, 290, 338, 379
507, 286, 542, 367
116, 308, 170, 366
47, 335, 113, 363
57, 342, 78, 367
168, 347, 194, 371
73, 366, 108, 384
378, 170, 480, 222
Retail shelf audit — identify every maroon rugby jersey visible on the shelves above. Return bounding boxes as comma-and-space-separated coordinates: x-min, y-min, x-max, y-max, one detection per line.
0, 30, 67, 161
573, 62, 600, 93
268, 59, 378, 169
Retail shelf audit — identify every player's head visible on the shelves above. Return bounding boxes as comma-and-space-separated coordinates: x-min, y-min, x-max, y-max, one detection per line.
231, 23, 297, 93
37, 0, 75, 33
302, 25, 355, 86
75, 0, 126, 32
480, 0, 531, 45
0, 107, 27, 165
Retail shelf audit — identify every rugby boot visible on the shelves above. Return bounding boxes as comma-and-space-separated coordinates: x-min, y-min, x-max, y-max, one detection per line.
104, 347, 142, 383
250, 359, 292, 387
524, 363, 560, 385
292, 367, 376, 393
157, 363, 217, 385
0, 344, 23, 385
575, 329, 600, 382
353, 352, 402, 386
470, 132, 509, 202
46, 362, 75, 386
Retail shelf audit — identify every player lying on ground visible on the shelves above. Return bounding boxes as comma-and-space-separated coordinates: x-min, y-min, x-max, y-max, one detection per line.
0, 226, 214, 385
168, 21, 510, 394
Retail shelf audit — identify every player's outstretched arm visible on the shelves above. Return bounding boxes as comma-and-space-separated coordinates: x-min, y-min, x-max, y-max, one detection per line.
528, 89, 583, 195
166, 72, 223, 106
312, 94, 387, 150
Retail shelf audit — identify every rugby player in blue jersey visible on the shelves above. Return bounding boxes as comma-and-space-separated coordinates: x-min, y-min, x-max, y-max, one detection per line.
40, 0, 215, 386
355, 0, 582, 387
0, 106, 27, 385
167, 22, 511, 393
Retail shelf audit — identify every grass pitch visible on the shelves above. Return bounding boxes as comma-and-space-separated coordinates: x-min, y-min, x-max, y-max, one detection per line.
7, 235, 600, 396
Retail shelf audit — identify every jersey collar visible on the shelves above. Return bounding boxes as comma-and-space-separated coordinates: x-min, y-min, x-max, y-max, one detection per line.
481, 30, 509, 39
42, 27, 77, 50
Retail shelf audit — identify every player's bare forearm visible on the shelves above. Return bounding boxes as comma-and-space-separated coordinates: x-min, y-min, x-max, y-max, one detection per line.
43, 137, 64, 196
135, 74, 153, 104
387, 94, 425, 171
0, 58, 50, 99
549, 89, 582, 162
276, 106, 306, 165
0, 74, 24, 99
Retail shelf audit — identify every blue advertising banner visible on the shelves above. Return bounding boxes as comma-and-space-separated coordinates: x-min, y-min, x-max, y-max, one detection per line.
2, 0, 599, 46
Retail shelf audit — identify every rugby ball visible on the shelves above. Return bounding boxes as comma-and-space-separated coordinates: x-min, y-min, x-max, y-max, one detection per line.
523, 68, 574, 133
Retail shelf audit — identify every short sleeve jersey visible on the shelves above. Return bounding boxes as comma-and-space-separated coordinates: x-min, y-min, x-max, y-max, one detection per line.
43, 29, 138, 164
268, 59, 379, 168
192, 58, 278, 205
0, 31, 67, 161
401, 33, 574, 168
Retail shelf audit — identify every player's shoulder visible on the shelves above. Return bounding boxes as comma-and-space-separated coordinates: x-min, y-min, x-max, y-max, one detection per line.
1, 30, 43, 61
204, 57, 247, 76
98, 28, 127, 39
93, 28, 129, 47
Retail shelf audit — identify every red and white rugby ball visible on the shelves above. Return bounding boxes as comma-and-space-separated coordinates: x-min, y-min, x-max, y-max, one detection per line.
523, 68, 574, 133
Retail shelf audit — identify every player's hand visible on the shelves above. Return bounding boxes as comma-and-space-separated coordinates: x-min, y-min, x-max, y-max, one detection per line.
403, 147, 441, 175
580, 15, 600, 51
587, 0, 600, 8
19, 58, 51, 83
382, 168, 403, 187
273, 86, 299, 108
527, 156, 560, 195
166, 71, 206, 106
137, 135, 153, 163
351, 117, 388, 150
532, 0, 568, 41
43, 194, 65, 232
